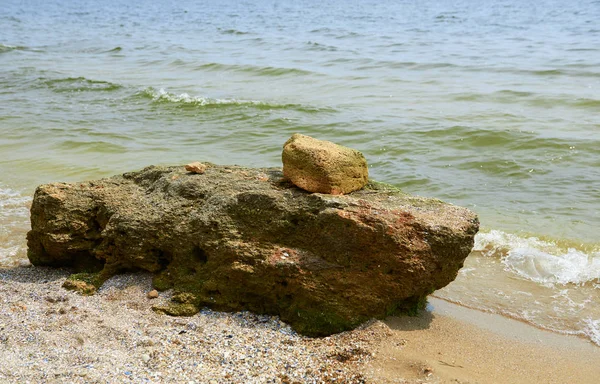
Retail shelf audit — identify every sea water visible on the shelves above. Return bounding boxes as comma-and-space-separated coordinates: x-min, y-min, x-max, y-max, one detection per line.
1, 0, 599, 344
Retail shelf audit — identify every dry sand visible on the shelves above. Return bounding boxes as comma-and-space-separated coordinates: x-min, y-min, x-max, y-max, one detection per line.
1, 266, 599, 383
0, 266, 384, 383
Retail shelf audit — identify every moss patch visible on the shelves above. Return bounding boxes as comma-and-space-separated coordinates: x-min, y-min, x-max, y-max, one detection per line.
152, 270, 173, 291
62, 272, 105, 295
152, 303, 200, 316
364, 180, 404, 194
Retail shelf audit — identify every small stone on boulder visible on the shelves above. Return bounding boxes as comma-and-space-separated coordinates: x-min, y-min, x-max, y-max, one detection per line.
185, 162, 207, 174
282, 134, 369, 195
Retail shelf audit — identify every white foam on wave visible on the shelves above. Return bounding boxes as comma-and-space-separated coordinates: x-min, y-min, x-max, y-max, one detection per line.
582, 318, 600, 346
474, 230, 600, 286
144, 87, 266, 107
0, 245, 20, 261
0, 187, 30, 219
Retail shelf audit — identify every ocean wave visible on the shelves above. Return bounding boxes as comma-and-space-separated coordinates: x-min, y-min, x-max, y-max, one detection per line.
343, 59, 600, 80
218, 28, 250, 35
513, 67, 600, 79
309, 27, 334, 33
306, 41, 338, 52
455, 158, 529, 177
140, 88, 335, 113
334, 31, 363, 39
375, 60, 461, 70
452, 89, 600, 110
571, 98, 600, 108
474, 230, 600, 286
0, 43, 28, 53
0, 245, 26, 267
435, 14, 465, 23
442, 65, 600, 79
42, 76, 122, 92
54, 140, 128, 154
1, 16, 21, 23
195, 62, 315, 77
0, 187, 30, 219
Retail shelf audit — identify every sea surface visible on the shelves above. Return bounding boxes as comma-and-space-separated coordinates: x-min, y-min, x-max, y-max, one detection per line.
1, 0, 599, 344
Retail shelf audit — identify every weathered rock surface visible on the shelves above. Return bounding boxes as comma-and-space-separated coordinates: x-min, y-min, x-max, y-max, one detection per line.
27, 163, 478, 336
282, 134, 369, 194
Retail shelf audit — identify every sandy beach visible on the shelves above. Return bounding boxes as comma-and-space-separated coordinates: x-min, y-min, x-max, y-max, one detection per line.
1, 265, 598, 383
2, 1, 600, 380
369, 297, 600, 383
0, 266, 383, 383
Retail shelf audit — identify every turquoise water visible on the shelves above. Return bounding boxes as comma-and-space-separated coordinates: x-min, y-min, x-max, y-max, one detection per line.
1, 0, 599, 343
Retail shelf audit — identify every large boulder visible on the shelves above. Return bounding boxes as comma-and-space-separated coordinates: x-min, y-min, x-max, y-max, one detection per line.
27, 164, 478, 336
282, 134, 369, 194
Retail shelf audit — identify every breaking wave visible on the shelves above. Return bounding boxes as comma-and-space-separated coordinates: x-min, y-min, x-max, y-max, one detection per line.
438, 229, 600, 346
0, 187, 30, 220
0, 43, 28, 53
139, 87, 335, 113
474, 230, 600, 286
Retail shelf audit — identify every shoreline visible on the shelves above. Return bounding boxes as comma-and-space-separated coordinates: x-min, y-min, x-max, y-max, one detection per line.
368, 297, 600, 383
1, 266, 598, 383
430, 295, 595, 348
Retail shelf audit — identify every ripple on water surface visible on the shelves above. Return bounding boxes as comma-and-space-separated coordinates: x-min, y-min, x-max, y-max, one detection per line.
41, 77, 123, 93
53, 140, 129, 154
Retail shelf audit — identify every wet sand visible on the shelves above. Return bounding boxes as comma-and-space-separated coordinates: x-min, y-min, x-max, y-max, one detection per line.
367, 297, 600, 383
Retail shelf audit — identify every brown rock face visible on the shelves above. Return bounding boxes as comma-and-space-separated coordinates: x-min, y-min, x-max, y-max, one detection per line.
282, 134, 369, 194
27, 164, 478, 336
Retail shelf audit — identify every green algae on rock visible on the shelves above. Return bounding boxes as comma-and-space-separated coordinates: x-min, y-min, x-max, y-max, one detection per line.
27, 164, 478, 336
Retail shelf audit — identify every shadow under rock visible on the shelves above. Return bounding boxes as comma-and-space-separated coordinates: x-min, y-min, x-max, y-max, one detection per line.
0, 264, 156, 297
0, 265, 70, 283
383, 303, 435, 331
